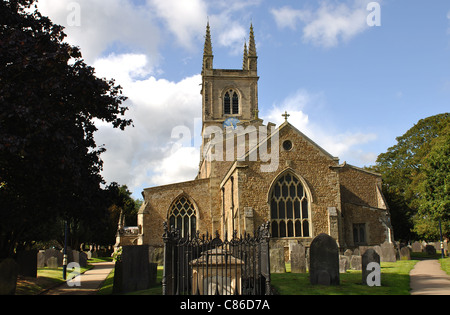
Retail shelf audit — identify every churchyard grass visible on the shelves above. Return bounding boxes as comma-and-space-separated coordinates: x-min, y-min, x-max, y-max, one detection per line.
15, 258, 109, 295
271, 260, 418, 295
439, 257, 450, 275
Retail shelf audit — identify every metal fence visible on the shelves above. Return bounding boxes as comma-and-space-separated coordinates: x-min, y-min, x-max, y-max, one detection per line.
162, 221, 271, 295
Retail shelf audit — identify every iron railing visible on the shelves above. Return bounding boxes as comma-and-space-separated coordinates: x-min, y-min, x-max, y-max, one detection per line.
162, 221, 271, 295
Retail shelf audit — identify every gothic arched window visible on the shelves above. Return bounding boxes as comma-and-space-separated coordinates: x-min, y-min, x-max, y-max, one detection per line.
168, 196, 197, 238
224, 90, 239, 115
270, 172, 311, 238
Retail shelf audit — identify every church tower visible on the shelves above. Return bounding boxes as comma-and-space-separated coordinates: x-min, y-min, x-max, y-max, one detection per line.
200, 23, 260, 133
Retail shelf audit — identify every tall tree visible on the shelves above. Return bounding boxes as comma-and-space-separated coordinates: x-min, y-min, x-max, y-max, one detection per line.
0, 0, 132, 258
373, 113, 450, 240
412, 124, 450, 239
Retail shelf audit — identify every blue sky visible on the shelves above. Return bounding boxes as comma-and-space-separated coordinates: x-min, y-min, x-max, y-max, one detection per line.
37, 0, 450, 198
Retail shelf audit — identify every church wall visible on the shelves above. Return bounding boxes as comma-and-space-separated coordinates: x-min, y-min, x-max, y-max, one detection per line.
234, 125, 341, 249
139, 179, 211, 247
338, 165, 390, 247
341, 203, 388, 247
338, 165, 381, 208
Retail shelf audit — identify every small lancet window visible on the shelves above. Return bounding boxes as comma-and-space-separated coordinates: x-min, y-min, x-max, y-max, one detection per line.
224, 90, 239, 115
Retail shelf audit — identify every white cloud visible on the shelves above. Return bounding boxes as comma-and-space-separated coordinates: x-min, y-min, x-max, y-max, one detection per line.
148, 0, 208, 50
92, 54, 202, 194
271, 1, 372, 48
217, 23, 247, 54
271, 6, 311, 31
37, 0, 161, 65
264, 89, 378, 166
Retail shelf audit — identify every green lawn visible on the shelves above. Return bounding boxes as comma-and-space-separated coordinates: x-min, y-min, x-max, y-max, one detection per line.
15, 258, 109, 295
19, 256, 449, 295
271, 260, 417, 295
440, 257, 450, 275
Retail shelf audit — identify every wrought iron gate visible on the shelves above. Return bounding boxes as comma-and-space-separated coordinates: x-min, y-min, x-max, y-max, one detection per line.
162, 222, 271, 295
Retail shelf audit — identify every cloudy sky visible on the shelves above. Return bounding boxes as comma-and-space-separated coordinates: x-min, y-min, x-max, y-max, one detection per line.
37, 0, 450, 199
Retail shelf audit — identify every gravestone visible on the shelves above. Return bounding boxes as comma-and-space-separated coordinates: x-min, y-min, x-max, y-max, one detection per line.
362, 248, 381, 286
380, 241, 396, 262
339, 255, 349, 273
47, 257, 58, 269
290, 243, 306, 273
37, 250, 46, 268
270, 248, 286, 273
44, 248, 63, 266
16, 250, 38, 278
411, 242, 423, 253
309, 233, 340, 286
350, 255, 362, 270
0, 258, 19, 295
373, 245, 382, 259
113, 245, 155, 294
343, 249, 352, 257
149, 246, 164, 265
399, 247, 411, 260
73, 250, 88, 268
425, 244, 436, 255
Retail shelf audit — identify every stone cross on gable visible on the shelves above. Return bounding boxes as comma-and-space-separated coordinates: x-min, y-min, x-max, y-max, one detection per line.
282, 111, 290, 122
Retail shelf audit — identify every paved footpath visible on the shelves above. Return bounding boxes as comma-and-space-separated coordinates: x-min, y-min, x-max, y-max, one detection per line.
41, 261, 115, 295
410, 259, 450, 295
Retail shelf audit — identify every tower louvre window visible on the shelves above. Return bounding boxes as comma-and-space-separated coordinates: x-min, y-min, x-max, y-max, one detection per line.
224, 90, 239, 115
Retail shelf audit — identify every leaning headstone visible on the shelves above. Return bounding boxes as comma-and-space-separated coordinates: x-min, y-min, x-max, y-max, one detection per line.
16, 250, 38, 278
362, 248, 381, 286
380, 241, 396, 262
290, 243, 306, 273
411, 242, 423, 253
309, 233, 340, 285
0, 258, 19, 295
399, 247, 411, 260
270, 248, 286, 273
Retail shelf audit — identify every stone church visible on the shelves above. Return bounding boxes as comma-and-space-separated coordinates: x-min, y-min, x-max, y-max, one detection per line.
126, 23, 393, 254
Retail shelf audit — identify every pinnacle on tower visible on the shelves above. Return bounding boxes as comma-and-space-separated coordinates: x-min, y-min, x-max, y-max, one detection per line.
203, 21, 213, 56
203, 21, 213, 71
242, 42, 248, 70
248, 23, 257, 57
247, 23, 257, 72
